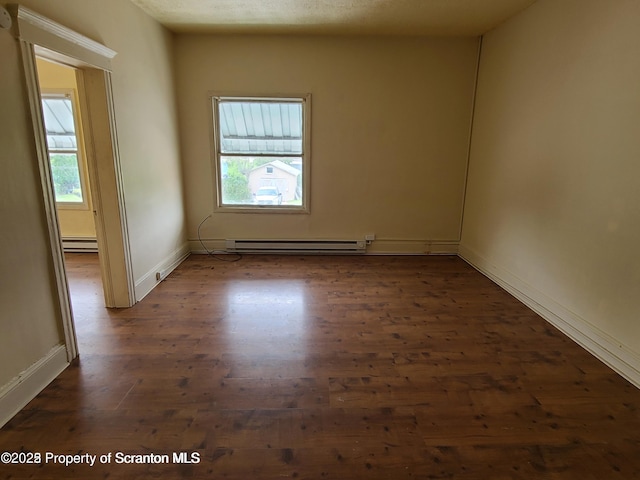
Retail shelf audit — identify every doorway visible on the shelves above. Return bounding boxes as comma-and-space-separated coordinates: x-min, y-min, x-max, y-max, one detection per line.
36, 58, 98, 256
35, 57, 106, 335
13, 4, 136, 361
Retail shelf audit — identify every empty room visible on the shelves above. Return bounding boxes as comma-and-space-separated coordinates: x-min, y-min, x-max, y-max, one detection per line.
1, 0, 639, 478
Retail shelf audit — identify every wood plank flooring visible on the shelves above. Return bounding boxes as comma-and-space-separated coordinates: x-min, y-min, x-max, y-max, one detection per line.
1, 253, 639, 479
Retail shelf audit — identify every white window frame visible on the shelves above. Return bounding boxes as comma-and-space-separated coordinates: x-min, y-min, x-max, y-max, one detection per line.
211, 94, 311, 213
41, 89, 89, 210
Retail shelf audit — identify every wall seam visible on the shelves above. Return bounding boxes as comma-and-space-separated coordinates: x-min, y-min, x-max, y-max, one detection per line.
457, 35, 483, 244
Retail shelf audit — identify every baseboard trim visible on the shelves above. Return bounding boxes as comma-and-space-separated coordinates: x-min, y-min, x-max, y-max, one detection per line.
458, 244, 640, 389
189, 239, 459, 256
0, 345, 69, 428
134, 243, 191, 302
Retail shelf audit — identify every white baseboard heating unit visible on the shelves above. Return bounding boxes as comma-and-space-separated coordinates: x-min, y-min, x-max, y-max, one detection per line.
225, 239, 366, 254
62, 237, 98, 253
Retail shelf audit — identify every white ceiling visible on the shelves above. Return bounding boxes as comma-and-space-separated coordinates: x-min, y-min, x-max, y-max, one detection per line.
130, 0, 538, 36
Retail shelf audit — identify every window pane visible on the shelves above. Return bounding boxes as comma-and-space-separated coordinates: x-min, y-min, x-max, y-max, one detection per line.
218, 101, 303, 154
220, 156, 302, 206
41, 97, 77, 151
50, 153, 83, 203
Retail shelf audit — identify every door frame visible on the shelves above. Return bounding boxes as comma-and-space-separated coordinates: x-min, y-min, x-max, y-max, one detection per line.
11, 5, 135, 360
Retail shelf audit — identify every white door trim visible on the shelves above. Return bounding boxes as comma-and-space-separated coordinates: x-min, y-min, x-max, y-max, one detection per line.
11, 5, 134, 361
13, 5, 116, 70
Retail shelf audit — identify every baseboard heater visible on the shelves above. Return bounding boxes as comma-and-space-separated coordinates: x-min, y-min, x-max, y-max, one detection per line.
225, 239, 366, 254
62, 237, 98, 253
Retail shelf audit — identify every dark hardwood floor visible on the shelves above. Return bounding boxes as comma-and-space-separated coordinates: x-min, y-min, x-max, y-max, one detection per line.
1, 253, 639, 479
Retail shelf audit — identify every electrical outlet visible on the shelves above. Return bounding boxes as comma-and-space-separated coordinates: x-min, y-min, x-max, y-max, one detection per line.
365, 234, 375, 242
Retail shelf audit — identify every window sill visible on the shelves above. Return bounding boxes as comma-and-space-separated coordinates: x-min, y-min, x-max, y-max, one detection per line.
215, 204, 310, 214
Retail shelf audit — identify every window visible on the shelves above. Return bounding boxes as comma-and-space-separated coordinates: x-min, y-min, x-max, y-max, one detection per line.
41, 92, 86, 206
212, 95, 310, 212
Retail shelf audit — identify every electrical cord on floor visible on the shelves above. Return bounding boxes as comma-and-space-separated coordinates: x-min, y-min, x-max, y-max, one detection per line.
197, 215, 243, 262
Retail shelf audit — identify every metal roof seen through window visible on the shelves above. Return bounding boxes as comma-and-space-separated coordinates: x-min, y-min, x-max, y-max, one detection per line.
218, 100, 303, 154
41, 97, 77, 150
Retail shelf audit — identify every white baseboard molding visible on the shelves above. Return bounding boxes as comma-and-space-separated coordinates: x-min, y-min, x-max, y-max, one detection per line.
62, 237, 98, 252
0, 345, 69, 428
189, 239, 459, 256
459, 244, 640, 389
134, 243, 191, 302
367, 239, 459, 255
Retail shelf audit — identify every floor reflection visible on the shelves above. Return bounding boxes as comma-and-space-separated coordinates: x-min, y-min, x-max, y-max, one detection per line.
223, 280, 309, 355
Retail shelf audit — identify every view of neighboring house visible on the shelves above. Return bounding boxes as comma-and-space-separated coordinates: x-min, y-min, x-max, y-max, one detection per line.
248, 160, 301, 202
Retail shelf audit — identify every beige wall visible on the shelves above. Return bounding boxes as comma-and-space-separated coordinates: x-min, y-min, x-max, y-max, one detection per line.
1, 0, 185, 401
0, 24, 65, 389
176, 35, 479, 253
36, 57, 96, 240
460, 0, 640, 375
